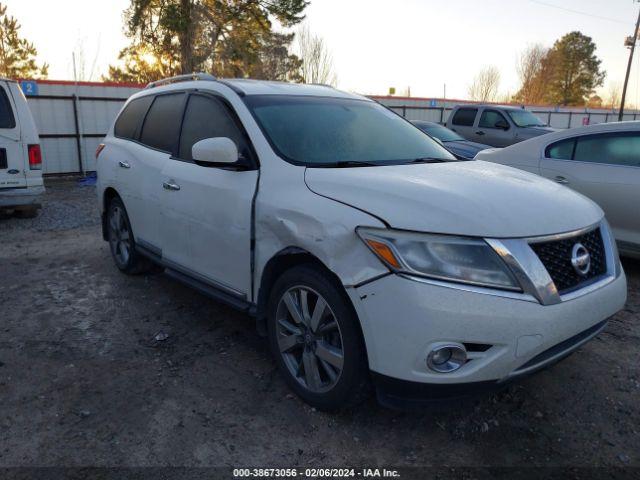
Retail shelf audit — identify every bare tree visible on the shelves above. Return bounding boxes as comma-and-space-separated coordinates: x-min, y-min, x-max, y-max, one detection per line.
497, 91, 513, 104
514, 44, 549, 104
296, 24, 337, 86
70, 35, 101, 81
605, 82, 621, 111
468, 66, 500, 102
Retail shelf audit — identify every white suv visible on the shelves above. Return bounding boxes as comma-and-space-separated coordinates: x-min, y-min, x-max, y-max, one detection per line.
0, 78, 44, 217
96, 74, 627, 410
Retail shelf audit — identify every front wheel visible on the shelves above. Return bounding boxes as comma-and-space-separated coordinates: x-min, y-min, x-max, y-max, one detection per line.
267, 265, 371, 410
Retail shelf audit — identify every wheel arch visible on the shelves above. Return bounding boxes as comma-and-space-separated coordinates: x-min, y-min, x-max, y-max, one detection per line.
101, 187, 121, 241
255, 247, 359, 338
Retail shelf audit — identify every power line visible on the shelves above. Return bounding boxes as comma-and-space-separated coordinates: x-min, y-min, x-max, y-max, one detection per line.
528, 0, 632, 25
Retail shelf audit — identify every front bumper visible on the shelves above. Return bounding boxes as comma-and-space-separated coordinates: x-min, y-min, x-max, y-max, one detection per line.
371, 319, 609, 409
347, 268, 626, 402
0, 185, 45, 208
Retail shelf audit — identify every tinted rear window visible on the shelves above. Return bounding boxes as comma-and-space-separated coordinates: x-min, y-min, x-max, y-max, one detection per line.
451, 108, 477, 127
545, 138, 575, 160
574, 133, 640, 167
114, 96, 153, 140
0, 86, 16, 129
139, 94, 184, 152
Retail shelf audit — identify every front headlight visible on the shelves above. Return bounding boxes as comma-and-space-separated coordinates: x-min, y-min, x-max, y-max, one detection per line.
357, 227, 521, 291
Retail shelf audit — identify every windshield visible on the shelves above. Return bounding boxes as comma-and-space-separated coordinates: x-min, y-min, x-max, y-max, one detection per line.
415, 123, 464, 142
507, 110, 546, 127
245, 95, 457, 166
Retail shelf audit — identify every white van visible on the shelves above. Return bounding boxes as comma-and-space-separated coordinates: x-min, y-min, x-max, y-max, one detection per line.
0, 78, 44, 217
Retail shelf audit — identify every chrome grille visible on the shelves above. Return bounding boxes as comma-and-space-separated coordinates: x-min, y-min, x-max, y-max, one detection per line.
529, 228, 607, 294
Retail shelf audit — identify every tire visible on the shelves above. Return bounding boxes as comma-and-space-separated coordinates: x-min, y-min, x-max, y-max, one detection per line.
15, 206, 39, 219
106, 196, 151, 274
267, 264, 371, 411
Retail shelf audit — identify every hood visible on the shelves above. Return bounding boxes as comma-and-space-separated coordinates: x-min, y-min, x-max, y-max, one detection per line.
304, 161, 603, 238
443, 140, 492, 159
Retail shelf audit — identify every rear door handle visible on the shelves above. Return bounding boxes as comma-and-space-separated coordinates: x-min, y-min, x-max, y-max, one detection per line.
475, 131, 485, 135
119, 161, 130, 169
554, 176, 569, 184
163, 181, 181, 191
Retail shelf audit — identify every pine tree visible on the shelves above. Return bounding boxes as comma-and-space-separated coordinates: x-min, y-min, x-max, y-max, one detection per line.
0, 2, 48, 79
105, 0, 308, 83
514, 32, 605, 106
543, 32, 605, 106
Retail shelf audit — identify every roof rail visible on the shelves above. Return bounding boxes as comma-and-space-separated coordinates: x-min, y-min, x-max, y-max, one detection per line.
145, 73, 217, 90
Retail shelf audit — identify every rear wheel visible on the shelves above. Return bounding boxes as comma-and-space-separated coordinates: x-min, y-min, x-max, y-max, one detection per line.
267, 265, 371, 410
14, 206, 39, 218
107, 197, 151, 274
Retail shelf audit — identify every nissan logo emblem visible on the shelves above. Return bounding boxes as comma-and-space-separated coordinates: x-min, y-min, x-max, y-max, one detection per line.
571, 243, 591, 276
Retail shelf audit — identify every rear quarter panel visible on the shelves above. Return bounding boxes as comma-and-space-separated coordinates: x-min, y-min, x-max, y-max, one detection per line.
475, 138, 543, 175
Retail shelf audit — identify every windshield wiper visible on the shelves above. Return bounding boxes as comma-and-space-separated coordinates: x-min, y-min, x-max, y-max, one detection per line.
405, 157, 450, 164
316, 160, 378, 168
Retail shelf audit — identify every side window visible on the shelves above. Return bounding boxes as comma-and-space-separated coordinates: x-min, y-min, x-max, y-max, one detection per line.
178, 94, 251, 162
545, 138, 575, 160
114, 96, 153, 140
451, 108, 477, 127
479, 110, 509, 129
574, 133, 640, 167
0, 86, 16, 129
139, 93, 185, 153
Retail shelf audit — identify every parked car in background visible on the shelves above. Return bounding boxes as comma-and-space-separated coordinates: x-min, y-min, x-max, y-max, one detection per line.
97, 74, 626, 410
412, 120, 492, 159
0, 78, 44, 218
446, 104, 556, 147
476, 121, 640, 258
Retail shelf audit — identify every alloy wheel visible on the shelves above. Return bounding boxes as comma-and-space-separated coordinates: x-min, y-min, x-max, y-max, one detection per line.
109, 205, 131, 266
275, 286, 345, 393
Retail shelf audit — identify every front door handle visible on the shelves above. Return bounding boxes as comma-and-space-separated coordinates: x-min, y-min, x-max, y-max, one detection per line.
119, 161, 130, 169
554, 176, 569, 184
475, 131, 485, 135
163, 181, 181, 191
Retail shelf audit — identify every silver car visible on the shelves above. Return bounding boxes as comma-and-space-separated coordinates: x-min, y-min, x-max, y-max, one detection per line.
446, 105, 556, 147
476, 121, 640, 258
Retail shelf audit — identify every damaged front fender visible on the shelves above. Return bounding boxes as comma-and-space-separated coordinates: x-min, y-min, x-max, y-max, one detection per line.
253, 170, 389, 304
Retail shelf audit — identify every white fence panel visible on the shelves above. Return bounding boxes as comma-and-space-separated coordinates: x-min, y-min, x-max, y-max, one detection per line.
21, 80, 141, 174
17, 82, 640, 174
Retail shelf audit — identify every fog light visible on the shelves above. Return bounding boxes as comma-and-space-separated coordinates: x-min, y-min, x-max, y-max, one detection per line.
426, 344, 467, 373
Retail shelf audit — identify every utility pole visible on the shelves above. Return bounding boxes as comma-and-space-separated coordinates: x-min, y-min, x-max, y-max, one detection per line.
619, 2, 640, 121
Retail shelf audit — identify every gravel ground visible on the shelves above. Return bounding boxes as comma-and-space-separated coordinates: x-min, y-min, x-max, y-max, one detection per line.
0, 179, 100, 232
0, 179, 639, 477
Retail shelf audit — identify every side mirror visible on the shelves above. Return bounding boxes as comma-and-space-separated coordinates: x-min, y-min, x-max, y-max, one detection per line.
495, 120, 509, 130
192, 137, 239, 165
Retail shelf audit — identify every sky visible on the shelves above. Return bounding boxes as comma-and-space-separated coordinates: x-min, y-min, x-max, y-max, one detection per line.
5, 0, 640, 103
